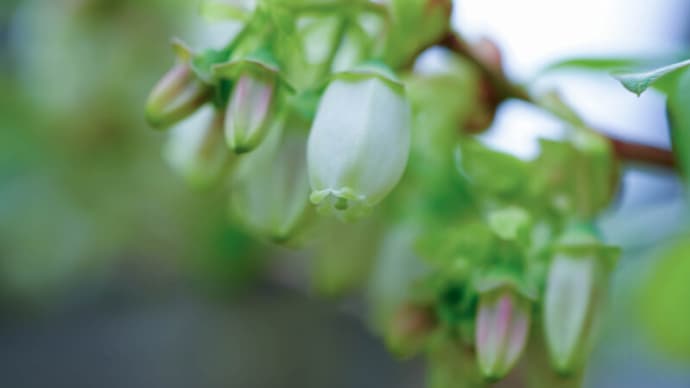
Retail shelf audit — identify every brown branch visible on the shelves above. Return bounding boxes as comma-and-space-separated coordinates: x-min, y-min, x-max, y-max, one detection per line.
610, 137, 676, 168
437, 31, 677, 169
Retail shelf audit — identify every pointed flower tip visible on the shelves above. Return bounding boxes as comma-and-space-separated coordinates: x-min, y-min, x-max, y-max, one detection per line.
475, 287, 531, 380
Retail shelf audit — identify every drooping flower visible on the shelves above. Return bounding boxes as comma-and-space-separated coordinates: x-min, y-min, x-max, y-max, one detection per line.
145, 41, 210, 129
475, 286, 531, 380
163, 105, 231, 188
307, 64, 411, 221
542, 224, 617, 374
543, 252, 602, 374
230, 116, 310, 242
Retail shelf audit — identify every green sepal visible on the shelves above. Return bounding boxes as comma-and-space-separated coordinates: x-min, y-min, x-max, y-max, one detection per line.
472, 266, 539, 302
487, 206, 532, 243
211, 78, 234, 110
552, 222, 620, 270
332, 61, 405, 95
171, 38, 194, 62
192, 47, 233, 83
212, 48, 295, 93
285, 89, 322, 122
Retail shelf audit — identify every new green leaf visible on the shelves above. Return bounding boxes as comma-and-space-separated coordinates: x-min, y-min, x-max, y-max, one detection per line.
614, 58, 690, 96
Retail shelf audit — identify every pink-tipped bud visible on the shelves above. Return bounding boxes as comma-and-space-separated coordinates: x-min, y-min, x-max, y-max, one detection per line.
225, 73, 277, 153
146, 64, 210, 129
476, 287, 531, 381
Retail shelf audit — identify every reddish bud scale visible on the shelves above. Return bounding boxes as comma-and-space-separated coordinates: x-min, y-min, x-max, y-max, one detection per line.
386, 303, 436, 358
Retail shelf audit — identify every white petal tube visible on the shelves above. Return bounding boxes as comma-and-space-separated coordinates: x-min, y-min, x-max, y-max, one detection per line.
231, 121, 310, 242
307, 73, 411, 220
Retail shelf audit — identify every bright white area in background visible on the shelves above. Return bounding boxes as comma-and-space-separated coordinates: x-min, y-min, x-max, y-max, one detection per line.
453, 0, 689, 158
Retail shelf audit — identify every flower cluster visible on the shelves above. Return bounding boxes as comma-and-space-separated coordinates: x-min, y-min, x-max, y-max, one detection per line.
144, 1, 621, 387
145, 0, 433, 230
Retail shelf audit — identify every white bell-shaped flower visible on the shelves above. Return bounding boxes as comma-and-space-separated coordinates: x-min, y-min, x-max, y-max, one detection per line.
307, 65, 411, 220
164, 105, 231, 188
230, 117, 311, 242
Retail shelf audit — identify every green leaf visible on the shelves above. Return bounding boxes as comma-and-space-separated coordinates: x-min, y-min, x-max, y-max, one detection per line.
667, 67, 690, 184
536, 53, 690, 95
385, 0, 451, 67
639, 237, 690, 360
613, 58, 690, 96
537, 52, 690, 75
529, 135, 616, 218
539, 57, 652, 74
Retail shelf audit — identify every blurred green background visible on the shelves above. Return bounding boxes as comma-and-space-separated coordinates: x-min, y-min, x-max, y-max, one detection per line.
0, 1, 689, 387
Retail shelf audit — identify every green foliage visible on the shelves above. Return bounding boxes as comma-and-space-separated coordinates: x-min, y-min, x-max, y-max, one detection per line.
456, 139, 530, 199
667, 67, 690, 185
614, 59, 690, 96
639, 238, 690, 360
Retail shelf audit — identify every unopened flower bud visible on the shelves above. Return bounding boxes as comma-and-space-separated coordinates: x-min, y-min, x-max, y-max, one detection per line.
542, 223, 617, 374
475, 286, 531, 381
543, 252, 605, 374
225, 73, 278, 153
146, 63, 210, 129
230, 118, 310, 243
472, 37, 503, 73
307, 65, 411, 220
163, 106, 231, 188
